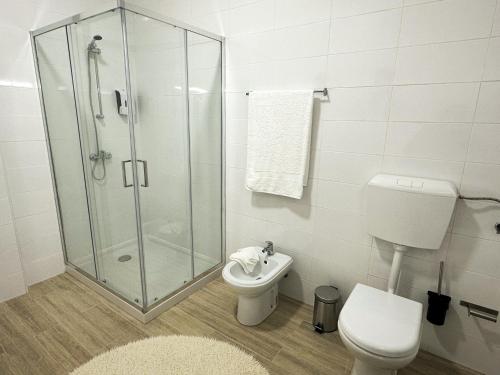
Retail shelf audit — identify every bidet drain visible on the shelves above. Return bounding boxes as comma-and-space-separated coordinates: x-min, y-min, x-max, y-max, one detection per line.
118, 255, 132, 262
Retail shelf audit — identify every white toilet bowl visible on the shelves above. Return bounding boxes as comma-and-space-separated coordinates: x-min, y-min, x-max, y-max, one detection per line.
222, 251, 293, 326
339, 284, 422, 375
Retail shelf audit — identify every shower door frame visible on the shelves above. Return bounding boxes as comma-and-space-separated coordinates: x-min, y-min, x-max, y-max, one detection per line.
30, 0, 226, 322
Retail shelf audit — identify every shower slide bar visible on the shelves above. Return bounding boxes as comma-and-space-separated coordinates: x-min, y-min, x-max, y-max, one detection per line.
92, 53, 104, 119
245, 88, 329, 96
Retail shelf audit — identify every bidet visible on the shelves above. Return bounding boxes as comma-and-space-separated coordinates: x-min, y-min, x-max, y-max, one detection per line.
223, 248, 293, 325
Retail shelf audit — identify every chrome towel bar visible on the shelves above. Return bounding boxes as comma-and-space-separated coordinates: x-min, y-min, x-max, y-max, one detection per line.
245, 88, 328, 96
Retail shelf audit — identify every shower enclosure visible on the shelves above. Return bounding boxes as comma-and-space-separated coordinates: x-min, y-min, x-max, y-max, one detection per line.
30, 1, 224, 321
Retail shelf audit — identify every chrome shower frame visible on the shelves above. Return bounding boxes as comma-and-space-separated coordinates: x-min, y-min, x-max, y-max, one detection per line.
30, 0, 226, 323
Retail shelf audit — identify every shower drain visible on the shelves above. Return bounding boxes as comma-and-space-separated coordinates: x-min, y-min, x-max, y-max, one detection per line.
118, 254, 132, 262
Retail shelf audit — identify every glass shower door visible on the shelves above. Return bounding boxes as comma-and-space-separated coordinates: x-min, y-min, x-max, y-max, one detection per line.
69, 10, 144, 306
125, 12, 224, 307
125, 11, 194, 305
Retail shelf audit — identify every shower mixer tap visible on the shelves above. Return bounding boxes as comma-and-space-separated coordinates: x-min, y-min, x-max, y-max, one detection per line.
89, 150, 112, 161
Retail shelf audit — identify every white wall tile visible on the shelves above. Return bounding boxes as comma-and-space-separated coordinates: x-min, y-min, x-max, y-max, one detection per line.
11, 189, 55, 218
271, 56, 328, 89
0, 173, 8, 199
0, 272, 26, 303
394, 40, 488, 84
228, 0, 274, 35
493, 2, 500, 36
475, 82, 500, 123
0, 198, 13, 226
0, 223, 17, 252
226, 31, 274, 67
313, 207, 372, 246
332, 0, 402, 18
272, 22, 330, 60
14, 211, 59, 247
453, 200, 500, 242
23, 252, 65, 285
191, 0, 230, 17
0, 249, 24, 276
446, 266, 500, 311
326, 49, 397, 87
319, 121, 387, 154
229, 0, 260, 9
447, 234, 500, 279
6, 166, 52, 193
403, 0, 440, 5
0, 141, 49, 169
329, 8, 402, 53
421, 322, 500, 375
318, 151, 382, 184
390, 83, 480, 123
226, 118, 248, 145
483, 37, 500, 81
226, 92, 248, 119
385, 123, 471, 161
0, 116, 45, 142
461, 162, 500, 197
314, 180, 365, 214
321, 86, 392, 121
400, 0, 496, 45
275, 0, 332, 28
467, 124, 500, 164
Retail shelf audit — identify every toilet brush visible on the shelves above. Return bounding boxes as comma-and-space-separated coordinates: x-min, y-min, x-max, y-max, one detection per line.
426, 261, 451, 326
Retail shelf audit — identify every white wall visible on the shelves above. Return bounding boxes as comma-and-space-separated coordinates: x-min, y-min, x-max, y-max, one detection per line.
0, 0, 118, 297
1, 0, 499, 373
129, 0, 500, 373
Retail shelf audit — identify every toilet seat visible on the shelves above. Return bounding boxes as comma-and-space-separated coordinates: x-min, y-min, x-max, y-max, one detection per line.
339, 283, 422, 358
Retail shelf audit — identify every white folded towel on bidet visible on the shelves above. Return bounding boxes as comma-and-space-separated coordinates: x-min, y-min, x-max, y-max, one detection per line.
229, 246, 261, 274
246, 90, 314, 199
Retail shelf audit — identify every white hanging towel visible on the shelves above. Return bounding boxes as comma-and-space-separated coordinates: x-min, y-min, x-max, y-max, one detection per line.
229, 246, 261, 274
245, 90, 314, 199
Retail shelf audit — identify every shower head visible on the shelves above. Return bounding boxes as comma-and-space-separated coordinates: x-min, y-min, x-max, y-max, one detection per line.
88, 35, 103, 53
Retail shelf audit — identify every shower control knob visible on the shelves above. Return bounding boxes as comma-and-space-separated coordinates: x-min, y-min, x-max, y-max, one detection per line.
495, 223, 500, 234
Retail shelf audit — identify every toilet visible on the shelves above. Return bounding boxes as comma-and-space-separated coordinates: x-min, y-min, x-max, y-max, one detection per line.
223, 250, 293, 326
339, 174, 457, 375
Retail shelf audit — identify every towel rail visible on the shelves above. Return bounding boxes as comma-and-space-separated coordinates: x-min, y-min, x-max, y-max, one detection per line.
245, 88, 328, 96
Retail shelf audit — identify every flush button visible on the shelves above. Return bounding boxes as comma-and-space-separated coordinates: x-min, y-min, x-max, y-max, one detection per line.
412, 181, 424, 189
396, 178, 412, 187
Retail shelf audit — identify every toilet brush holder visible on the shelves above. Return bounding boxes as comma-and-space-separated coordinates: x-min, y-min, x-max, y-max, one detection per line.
427, 291, 451, 325
426, 261, 451, 326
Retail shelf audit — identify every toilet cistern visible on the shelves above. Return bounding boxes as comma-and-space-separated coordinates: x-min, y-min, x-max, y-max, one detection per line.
367, 174, 458, 294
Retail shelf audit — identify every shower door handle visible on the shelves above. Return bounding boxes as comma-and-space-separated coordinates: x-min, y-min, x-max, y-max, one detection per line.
121, 160, 133, 188
138, 160, 149, 187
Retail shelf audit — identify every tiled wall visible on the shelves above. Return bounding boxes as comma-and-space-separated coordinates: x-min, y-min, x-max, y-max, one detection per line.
131, 0, 499, 373
0, 0, 118, 298
0, 0, 83, 300
1, 0, 499, 373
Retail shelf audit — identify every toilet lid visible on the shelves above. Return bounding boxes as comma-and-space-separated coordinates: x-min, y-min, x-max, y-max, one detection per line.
339, 283, 423, 358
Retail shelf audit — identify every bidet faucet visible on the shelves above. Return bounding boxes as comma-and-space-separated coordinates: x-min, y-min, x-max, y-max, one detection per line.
262, 241, 274, 256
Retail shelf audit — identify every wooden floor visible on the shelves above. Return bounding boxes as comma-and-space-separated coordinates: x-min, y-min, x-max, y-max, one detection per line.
0, 273, 480, 375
